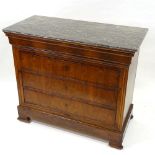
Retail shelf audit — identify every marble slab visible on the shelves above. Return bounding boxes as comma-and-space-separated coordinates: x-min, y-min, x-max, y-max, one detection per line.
3, 15, 148, 52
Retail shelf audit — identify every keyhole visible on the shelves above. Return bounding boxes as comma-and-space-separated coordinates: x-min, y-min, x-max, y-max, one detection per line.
64, 65, 69, 71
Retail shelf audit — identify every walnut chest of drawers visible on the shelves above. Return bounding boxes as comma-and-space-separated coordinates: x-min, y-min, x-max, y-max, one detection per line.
3, 15, 147, 149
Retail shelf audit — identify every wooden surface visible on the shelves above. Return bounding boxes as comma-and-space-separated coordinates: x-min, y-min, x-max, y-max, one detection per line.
3, 16, 147, 149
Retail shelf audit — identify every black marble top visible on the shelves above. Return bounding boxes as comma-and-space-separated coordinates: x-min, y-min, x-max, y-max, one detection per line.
3, 15, 148, 51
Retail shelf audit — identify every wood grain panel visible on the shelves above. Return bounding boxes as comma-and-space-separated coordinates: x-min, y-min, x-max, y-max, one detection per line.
20, 51, 120, 88
22, 72, 117, 109
24, 89, 116, 128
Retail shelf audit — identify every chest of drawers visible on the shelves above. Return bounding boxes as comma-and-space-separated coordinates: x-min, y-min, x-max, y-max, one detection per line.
3, 16, 147, 149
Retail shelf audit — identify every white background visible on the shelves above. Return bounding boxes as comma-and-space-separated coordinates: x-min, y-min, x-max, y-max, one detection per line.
0, 0, 155, 154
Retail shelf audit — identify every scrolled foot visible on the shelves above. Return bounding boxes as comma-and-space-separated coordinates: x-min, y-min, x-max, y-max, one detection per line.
18, 116, 31, 123
109, 141, 123, 149
130, 114, 134, 120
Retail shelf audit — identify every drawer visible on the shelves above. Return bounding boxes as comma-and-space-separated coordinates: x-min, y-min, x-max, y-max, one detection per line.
24, 89, 116, 127
20, 51, 120, 88
22, 72, 117, 109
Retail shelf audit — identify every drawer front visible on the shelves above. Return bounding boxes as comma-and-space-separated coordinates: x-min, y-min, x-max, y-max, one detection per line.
19, 50, 120, 128
24, 89, 116, 127
22, 72, 117, 109
20, 51, 120, 88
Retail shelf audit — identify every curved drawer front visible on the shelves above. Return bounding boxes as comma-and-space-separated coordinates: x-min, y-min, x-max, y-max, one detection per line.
20, 51, 120, 88
22, 72, 117, 109
24, 89, 116, 128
